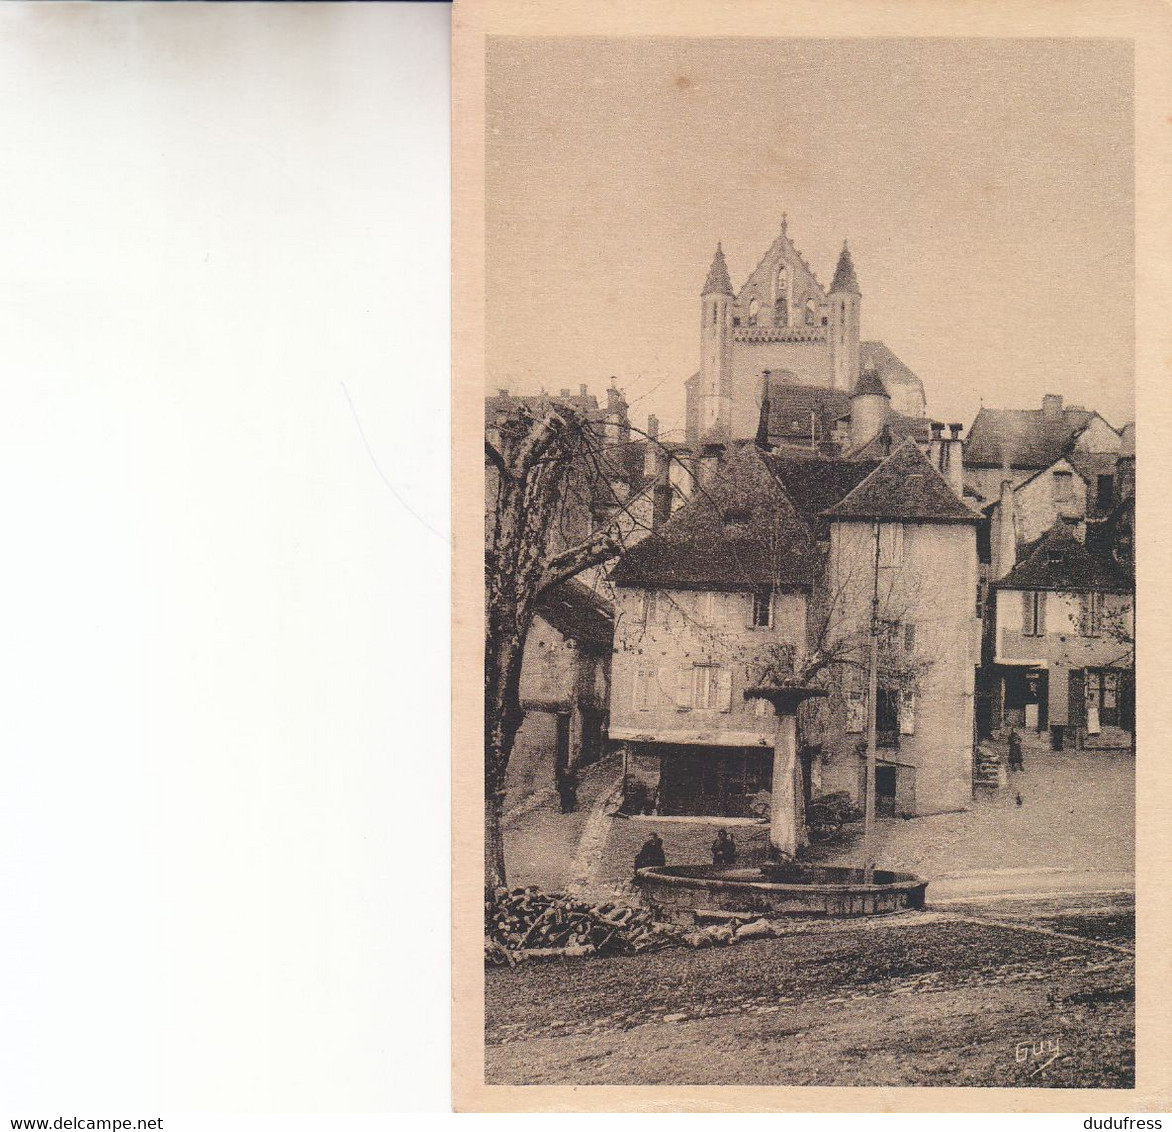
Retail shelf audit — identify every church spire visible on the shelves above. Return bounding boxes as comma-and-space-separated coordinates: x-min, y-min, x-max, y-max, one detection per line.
702, 242, 734, 297
830, 240, 860, 295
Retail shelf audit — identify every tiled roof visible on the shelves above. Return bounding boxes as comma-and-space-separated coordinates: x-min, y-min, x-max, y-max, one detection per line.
964, 406, 1099, 469
759, 452, 879, 536
858, 341, 925, 402
536, 579, 614, 650
764, 381, 852, 442
830, 242, 860, 294
703, 243, 734, 296
995, 524, 1132, 594
609, 444, 823, 589
822, 439, 979, 523
853, 368, 888, 398
847, 414, 933, 460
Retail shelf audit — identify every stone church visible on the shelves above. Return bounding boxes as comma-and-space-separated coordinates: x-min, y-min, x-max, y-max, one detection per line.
684, 218, 927, 450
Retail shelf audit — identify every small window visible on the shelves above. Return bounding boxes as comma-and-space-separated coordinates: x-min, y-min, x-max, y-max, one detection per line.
1022, 590, 1047, 637
732, 316, 741, 327
748, 298, 759, 327
774, 298, 788, 327
723, 508, 751, 529
1052, 470, 1074, 502
879, 523, 904, 568
690, 665, 731, 711
633, 668, 656, 711
804, 298, 817, 326
752, 590, 772, 628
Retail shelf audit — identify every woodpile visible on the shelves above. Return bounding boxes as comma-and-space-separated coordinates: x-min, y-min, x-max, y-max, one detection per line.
485, 887, 679, 964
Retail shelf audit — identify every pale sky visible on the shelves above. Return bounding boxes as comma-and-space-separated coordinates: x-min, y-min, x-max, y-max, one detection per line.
487, 37, 1134, 435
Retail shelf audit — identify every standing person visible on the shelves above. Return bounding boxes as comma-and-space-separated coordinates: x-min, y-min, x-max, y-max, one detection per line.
1008, 727, 1024, 772
634, 832, 666, 872
712, 828, 737, 866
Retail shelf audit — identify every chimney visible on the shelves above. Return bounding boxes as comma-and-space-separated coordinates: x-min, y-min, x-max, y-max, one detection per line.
939, 422, 965, 496
604, 383, 628, 443
579, 384, 587, 397
996, 473, 1017, 581
644, 414, 663, 480
880, 425, 892, 457
1042, 393, 1063, 420
696, 441, 726, 493
928, 421, 944, 474
560, 388, 570, 397
755, 389, 772, 450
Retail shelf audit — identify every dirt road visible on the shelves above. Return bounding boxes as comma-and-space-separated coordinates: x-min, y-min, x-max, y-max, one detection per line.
486, 895, 1134, 1088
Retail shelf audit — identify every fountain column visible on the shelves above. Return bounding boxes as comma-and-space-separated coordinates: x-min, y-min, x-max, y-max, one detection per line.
769, 712, 803, 859
745, 682, 827, 862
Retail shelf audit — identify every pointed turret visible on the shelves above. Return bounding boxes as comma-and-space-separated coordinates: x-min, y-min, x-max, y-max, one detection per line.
697, 243, 734, 441
828, 239, 862, 393
830, 241, 861, 295
702, 242, 734, 297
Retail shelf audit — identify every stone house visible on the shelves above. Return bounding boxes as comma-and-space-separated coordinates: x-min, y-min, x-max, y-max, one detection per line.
963, 392, 1121, 505
506, 580, 614, 806
987, 524, 1134, 751
486, 384, 652, 808
607, 436, 981, 821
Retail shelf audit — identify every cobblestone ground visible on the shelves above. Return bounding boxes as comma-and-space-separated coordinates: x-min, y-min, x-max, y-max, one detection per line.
485, 895, 1134, 1088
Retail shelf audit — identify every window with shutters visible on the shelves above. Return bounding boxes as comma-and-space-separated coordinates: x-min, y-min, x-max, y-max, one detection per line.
1022, 590, 1046, 637
689, 664, 732, 711
632, 668, 656, 711
751, 589, 773, 628
1080, 592, 1104, 637
899, 689, 916, 735
846, 691, 866, 733
878, 523, 904, 568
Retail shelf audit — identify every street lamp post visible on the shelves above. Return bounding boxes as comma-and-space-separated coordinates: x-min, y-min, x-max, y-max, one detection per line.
863, 519, 881, 885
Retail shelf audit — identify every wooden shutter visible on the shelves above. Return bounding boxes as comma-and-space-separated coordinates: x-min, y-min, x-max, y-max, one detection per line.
633, 669, 648, 711
716, 668, 733, 712
1037, 592, 1047, 636
1022, 592, 1034, 636
900, 689, 916, 735
1068, 668, 1086, 727
675, 667, 693, 710
904, 622, 916, 652
846, 691, 866, 733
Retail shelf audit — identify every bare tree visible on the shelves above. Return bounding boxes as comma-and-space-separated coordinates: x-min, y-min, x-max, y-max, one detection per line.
484, 399, 668, 890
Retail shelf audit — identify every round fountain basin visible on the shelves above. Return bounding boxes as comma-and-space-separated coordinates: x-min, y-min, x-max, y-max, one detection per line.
634, 864, 927, 923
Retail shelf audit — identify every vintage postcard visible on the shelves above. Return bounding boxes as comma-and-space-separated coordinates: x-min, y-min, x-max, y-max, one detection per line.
453, 0, 1172, 1112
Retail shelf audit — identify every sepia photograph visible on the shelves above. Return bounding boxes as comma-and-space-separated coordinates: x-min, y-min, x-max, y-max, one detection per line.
477, 31, 1141, 1092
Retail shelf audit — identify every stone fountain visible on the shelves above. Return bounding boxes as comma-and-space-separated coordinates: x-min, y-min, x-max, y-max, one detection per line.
633, 676, 927, 921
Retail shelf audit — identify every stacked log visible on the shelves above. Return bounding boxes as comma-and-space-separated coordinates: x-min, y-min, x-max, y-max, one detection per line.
485, 887, 679, 964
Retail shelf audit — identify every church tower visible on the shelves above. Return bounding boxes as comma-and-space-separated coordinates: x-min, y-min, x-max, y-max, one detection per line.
828, 241, 861, 393
698, 243, 734, 438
